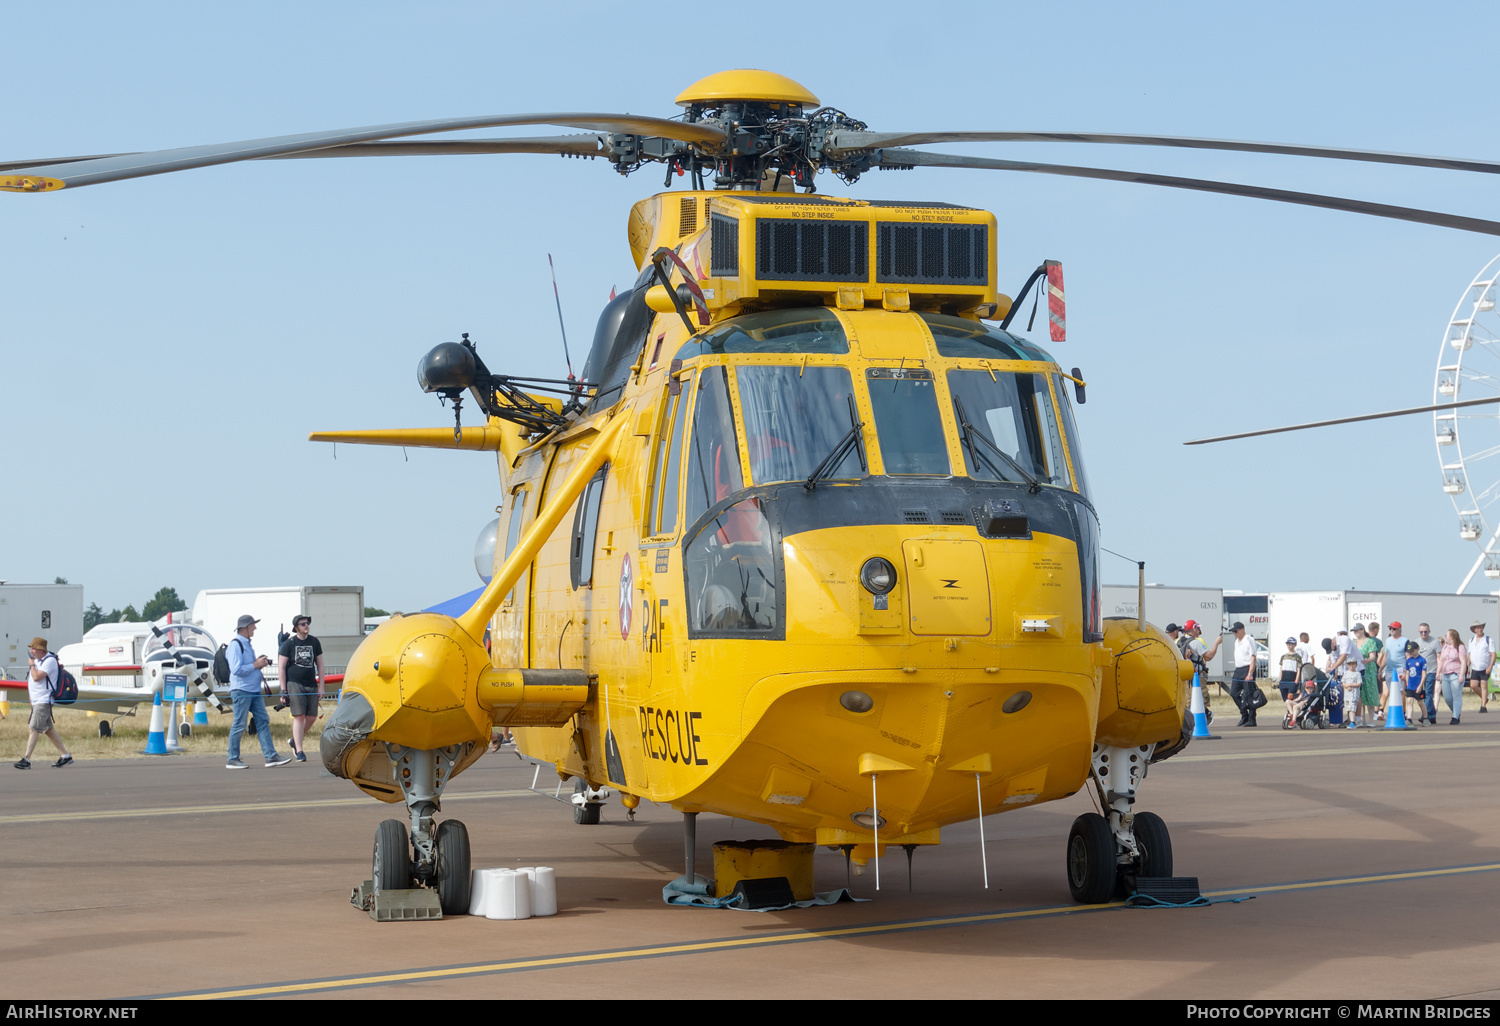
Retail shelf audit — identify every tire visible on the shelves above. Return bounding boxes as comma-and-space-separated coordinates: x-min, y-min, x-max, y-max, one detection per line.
1066, 813, 1116, 904
435, 819, 471, 915
573, 778, 601, 825
98, 720, 113, 738
373, 819, 411, 895
179, 722, 192, 737
1132, 811, 1173, 878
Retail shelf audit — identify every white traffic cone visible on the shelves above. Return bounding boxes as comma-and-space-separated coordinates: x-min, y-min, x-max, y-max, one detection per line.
1190, 672, 1219, 739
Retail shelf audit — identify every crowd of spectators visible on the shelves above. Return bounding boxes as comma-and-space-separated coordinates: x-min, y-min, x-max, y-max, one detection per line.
1166, 619, 1494, 728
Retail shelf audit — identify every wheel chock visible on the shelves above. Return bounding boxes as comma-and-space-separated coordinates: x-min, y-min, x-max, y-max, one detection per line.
351, 880, 444, 921
1129, 876, 1202, 905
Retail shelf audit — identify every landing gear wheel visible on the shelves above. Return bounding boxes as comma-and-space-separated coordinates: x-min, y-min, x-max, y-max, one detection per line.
435, 819, 471, 915
1066, 813, 1115, 904
1133, 811, 1173, 877
573, 778, 601, 825
97, 720, 112, 738
179, 722, 192, 737
373, 819, 412, 895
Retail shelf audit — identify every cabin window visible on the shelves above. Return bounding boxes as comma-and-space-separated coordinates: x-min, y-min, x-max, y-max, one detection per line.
502, 487, 529, 607
920, 312, 1050, 362
570, 467, 609, 590
674, 307, 848, 362
736, 365, 861, 485
1053, 373, 1091, 499
684, 496, 781, 636
684, 368, 745, 528
865, 367, 950, 476
947, 370, 1072, 489
648, 374, 692, 537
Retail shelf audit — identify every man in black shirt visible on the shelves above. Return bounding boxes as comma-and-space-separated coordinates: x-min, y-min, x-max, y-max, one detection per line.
277, 615, 324, 762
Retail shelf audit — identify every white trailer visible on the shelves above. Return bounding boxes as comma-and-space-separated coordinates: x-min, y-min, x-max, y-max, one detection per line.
0, 583, 84, 679
1268, 590, 1500, 658
191, 586, 365, 674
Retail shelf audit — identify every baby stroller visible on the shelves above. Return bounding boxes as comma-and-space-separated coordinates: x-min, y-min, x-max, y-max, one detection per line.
1283, 674, 1336, 729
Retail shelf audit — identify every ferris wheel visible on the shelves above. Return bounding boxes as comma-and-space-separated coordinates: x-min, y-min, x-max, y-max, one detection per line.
1436, 254, 1500, 591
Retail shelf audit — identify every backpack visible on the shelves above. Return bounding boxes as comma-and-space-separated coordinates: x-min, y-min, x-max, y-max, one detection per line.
49, 657, 78, 706
213, 644, 231, 685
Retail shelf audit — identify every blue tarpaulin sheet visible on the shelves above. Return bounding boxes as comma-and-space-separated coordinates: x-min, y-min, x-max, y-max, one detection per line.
422, 587, 486, 618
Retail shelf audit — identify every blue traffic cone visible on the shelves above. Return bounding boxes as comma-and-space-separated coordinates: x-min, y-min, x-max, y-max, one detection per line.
142, 690, 168, 755
1190, 672, 1220, 739
1384, 691, 1416, 730
192, 699, 209, 726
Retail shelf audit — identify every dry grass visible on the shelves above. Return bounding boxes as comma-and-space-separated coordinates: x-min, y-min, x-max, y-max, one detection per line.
0, 699, 322, 760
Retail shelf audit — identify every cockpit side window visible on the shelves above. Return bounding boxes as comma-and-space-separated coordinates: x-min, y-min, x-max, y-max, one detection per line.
647, 374, 692, 537
1053, 373, 1090, 500
684, 367, 745, 528
569, 466, 608, 590
502, 486, 530, 607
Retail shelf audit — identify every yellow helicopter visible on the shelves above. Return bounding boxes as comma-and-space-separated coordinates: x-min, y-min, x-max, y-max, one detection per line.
10, 69, 1500, 916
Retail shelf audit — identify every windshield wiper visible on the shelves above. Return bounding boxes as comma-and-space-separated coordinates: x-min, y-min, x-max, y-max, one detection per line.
954, 395, 1041, 493
805, 394, 868, 491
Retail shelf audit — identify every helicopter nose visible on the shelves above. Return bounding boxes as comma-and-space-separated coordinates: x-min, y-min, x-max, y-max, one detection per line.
395, 632, 469, 713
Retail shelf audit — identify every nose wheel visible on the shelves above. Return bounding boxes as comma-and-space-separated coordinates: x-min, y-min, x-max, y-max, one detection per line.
435, 819, 471, 914
373, 819, 413, 894
371, 816, 471, 914
1066, 810, 1174, 903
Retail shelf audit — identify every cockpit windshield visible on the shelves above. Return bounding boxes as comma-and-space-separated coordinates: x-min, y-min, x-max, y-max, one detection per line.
948, 370, 1072, 488
676, 307, 849, 360
142, 625, 214, 658
737, 366, 861, 484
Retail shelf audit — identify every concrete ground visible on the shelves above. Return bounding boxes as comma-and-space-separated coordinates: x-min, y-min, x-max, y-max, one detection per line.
5, 719, 1500, 1000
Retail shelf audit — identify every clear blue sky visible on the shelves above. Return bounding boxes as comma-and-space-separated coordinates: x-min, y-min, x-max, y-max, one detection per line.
5, 0, 1498, 613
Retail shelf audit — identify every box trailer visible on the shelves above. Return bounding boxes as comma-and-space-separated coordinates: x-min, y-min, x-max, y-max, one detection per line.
191, 586, 365, 675
0, 583, 84, 679
1267, 591, 1500, 661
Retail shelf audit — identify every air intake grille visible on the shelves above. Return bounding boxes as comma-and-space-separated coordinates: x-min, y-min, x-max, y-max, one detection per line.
679, 197, 698, 238
901, 509, 931, 524
711, 213, 739, 276
755, 218, 868, 281
876, 222, 987, 286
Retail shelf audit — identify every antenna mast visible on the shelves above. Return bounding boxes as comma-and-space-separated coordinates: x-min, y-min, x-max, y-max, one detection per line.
547, 253, 575, 381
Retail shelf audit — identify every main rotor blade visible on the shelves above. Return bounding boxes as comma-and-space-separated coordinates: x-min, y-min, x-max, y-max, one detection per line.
878, 148, 1500, 237
1, 114, 722, 191
264, 135, 607, 159
1184, 396, 1500, 446
830, 130, 1500, 176
0, 153, 131, 172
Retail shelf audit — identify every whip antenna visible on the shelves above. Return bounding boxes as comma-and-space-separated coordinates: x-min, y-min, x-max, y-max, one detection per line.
547, 253, 575, 381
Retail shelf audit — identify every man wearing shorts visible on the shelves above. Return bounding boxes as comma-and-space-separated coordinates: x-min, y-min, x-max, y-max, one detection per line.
1469, 620, 1493, 714
15, 637, 72, 769
278, 614, 325, 762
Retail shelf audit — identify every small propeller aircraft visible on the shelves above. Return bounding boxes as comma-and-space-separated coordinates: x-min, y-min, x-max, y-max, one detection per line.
0, 618, 227, 738
10, 70, 1500, 915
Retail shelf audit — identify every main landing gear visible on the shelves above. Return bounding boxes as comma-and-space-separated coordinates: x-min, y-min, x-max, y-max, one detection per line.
370, 744, 472, 915
571, 777, 609, 825
1066, 743, 1174, 904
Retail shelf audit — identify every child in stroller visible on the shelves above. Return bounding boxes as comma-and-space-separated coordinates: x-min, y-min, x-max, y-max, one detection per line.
1284, 669, 1336, 729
